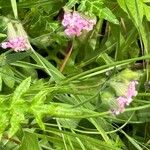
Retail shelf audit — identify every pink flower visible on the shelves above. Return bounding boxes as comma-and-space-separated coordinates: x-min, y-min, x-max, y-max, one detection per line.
126, 81, 138, 104
65, 28, 81, 37
111, 81, 138, 115
1, 37, 30, 52
111, 97, 127, 115
62, 12, 96, 37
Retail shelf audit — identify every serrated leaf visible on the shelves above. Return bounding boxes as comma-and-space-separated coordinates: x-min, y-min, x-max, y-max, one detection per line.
8, 111, 25, 137
0, 112, 9, 140
8, 100, 28, 137
12, 77, 31, 103
100, 7, 119, 24
30, 104, 54, 130
34, 114, 45, 130
19, 131, 41, 150
78, 0, 103, 12
58, 118, 79, 129
31, 91, 47, 105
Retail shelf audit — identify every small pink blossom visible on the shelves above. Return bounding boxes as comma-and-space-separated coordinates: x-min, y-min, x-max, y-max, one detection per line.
111, 97, 127, 115
126, 81, 138, 101
111, 81, 138, 115
62, 12, 96, 37
1, 37, 30, 52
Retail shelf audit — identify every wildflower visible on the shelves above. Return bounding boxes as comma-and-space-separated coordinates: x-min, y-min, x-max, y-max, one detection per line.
1, 22, 30, 52
62, 12, 96, 37
126, 81, 138, 104
1, 37, 29, 52
111, 81, 138, 115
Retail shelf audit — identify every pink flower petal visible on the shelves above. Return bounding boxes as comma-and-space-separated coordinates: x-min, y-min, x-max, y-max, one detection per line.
62, 12, 96, 36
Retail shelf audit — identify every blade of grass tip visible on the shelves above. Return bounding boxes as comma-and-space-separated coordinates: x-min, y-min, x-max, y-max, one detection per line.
10, 0, 18, 19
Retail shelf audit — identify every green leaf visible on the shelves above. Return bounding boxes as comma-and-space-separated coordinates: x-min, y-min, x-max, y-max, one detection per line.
6, 51, 31, 65
30, 105, 52, 130
31, 91, 48, 105
12, 77, 31, 103
0, 33, 7, 38
19, 131, 41, 150
31, 52, 65, 83
0, 54, 7, 67
66, 0, 79, 8
117, 0, 144, 26
144, 4, 150, 21
117, 0, 126, 12
100, 7, 119, 24
1, 65, 15, 88
8, 100, 28, 137
8, 111, 25, 137
78, 0, 119, 24
30, 91, 51, 130
0, 112, 9, 140
57, 118, 79, 129
34, 114, 45, 130
123, 132, 143, 150
11, 0, 18, 19
143, 0, 150, 2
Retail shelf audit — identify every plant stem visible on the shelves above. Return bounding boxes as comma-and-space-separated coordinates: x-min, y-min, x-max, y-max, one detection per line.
60, 41, 73, 72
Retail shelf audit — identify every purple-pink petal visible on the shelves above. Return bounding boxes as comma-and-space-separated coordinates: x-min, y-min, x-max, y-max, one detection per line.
62, 12, 96, 36
111, 80, 138, 115
1, 37, 29, 52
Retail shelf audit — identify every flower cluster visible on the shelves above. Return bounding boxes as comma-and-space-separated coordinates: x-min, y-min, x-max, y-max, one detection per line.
1, 37, 30, 52
62, 12, 96, 36
111, 81, 138, 115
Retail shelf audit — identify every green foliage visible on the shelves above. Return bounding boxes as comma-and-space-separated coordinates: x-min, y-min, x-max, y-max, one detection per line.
19, 131, 41, 150
0, 0, 150, 149
66, 0, 119, 24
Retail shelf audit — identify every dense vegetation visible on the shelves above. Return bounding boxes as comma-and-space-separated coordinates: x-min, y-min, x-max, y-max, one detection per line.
0, 0, 150, 149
